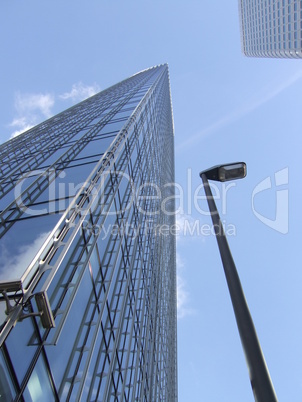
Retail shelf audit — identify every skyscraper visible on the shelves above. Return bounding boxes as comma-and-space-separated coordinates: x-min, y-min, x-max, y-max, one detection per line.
239, 0, 302, 58
0, 64, 177, 401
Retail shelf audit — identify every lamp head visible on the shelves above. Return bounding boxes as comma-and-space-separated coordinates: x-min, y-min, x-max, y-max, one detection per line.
200, 162, 247, 182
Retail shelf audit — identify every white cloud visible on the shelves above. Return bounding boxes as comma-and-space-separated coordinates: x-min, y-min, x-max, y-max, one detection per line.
8, 83, 100, 139
10, 116, 29, 128
9, 92, 54, 138
176, 213, 195, 235
10, 125, 35, 138
15, 92, 54, 117
59, 82, 100, 103
176, 212, 207, 243
177, 253, 195, 319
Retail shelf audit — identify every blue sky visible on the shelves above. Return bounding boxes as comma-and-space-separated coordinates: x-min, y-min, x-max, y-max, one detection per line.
1, 1, 302, 401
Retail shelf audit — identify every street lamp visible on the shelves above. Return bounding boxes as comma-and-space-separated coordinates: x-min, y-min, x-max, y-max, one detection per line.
200, 162, 277, 402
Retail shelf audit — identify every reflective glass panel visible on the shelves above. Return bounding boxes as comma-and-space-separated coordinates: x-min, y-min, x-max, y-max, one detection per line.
5, 317, 38, 384
0, 349, 16, 401
0, 214, 57, 284
23, 354, 56, 402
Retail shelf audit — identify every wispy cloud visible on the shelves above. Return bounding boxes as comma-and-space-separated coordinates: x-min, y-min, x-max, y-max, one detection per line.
9, 92, 54, 138
8, 82, 100, 139
59, 82, 100, 103
10, 117, 34, 138
176, 212, 207, 243
15, 92, 54, 117
176, 213, 197, 235
176, 69, 302, 152
10, 125, 35, 139
177, 253, 195, 319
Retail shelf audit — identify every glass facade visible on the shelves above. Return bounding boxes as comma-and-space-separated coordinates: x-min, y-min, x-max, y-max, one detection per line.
239, 0, 302, 58
0, 64, 177, 401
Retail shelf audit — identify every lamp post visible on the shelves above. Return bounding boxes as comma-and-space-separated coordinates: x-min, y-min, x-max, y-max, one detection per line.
200, 162, 277, 402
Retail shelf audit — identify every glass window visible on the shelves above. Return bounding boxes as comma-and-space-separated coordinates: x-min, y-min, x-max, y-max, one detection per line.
114, 109, 133, 120
0, 170, 41, 212
0, 189, 16, 215
0, 214, 57, 285
0, 349, 17, 401
32, 163, 96, 205
5, 317, 38, 384
45, 268, 94, 388
73, 136, 116, 160
37, 147, 68, 169
23, 354, 56, 402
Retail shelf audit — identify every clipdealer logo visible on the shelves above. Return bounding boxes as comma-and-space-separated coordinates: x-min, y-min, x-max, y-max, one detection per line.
13, 166, 289, 236
252, 168, 289, 234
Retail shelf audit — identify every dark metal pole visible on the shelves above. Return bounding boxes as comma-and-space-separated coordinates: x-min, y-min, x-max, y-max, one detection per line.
201, 173, 277, 402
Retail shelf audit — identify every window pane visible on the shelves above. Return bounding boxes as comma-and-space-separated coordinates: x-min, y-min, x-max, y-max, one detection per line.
0, 214, 57, 285
0, 349, 16, 401
23, 354, 55, 402
5, 317, 38, 384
